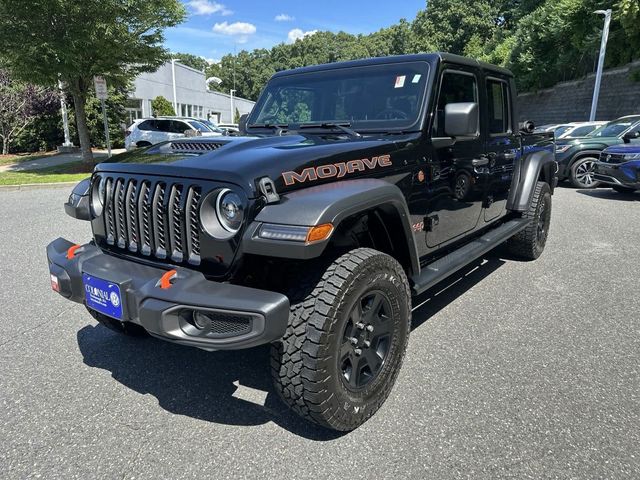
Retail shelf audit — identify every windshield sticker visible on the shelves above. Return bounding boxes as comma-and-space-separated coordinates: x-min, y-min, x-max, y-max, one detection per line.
282, 155, 392, 186
394, 76, 406, 88
412, 74, 422, 83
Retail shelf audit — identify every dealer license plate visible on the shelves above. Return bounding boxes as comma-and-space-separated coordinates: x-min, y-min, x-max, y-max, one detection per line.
82, 273, 123, 320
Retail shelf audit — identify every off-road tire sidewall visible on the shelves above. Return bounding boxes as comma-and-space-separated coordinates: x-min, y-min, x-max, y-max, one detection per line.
327, 264, 410, 412
506, 181, 552, 261
271, 248, 411, 431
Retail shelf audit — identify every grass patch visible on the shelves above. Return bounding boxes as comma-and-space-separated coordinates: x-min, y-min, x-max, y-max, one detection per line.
0, 151, 57, 167
0, 161, 93, 186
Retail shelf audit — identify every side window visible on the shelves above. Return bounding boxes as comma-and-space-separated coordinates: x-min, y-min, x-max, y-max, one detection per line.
138, 120, 154, 131
486, 79, 511, 135
154, 120, 172, 132
171, 121, 190, 133
433, 71, 478, 137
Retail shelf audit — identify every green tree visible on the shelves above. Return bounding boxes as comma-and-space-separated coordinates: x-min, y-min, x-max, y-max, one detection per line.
172, 53, 210, 71
0, 0, 185, 163
151, 96, 176, 116
234, 108, 241, 124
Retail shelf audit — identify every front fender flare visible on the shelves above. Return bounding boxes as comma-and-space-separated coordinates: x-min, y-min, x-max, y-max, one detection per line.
241, 179, 420, 276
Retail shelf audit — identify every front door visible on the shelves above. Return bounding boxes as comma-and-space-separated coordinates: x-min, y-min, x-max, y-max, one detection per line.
426, 68, 485, 248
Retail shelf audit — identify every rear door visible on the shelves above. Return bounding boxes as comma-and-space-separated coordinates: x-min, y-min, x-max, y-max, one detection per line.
426, 67, 485, 248
483, 76, 518, 222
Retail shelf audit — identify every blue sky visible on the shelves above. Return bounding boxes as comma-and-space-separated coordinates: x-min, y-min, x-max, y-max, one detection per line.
164, 0, 425, 63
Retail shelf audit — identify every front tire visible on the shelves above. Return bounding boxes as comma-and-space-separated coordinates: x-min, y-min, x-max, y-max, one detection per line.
271, 248, 411, 431
506, 181, 552, 260
570, 157, 600, 188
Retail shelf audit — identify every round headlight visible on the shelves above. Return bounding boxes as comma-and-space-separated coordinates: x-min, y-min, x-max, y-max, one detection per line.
216, 189, 244, 233
91, 176, 105, 217
97, 177, 106, 206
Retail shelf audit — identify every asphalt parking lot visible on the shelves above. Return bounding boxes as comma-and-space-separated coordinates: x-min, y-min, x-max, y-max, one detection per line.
1, 185, 639, 479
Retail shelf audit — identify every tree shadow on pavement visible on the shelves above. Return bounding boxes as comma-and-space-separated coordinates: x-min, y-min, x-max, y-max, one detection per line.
76, 254, 506, 441
575, 189, 639, 201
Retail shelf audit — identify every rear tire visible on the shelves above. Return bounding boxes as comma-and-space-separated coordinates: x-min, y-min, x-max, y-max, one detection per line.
506, 181, 552, 260
570, 157, 600, 188
270, 248, 411, 431
86, 308, 148, 337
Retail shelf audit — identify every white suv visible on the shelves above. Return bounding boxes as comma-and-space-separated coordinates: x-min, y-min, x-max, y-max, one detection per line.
124, 117, 222, 151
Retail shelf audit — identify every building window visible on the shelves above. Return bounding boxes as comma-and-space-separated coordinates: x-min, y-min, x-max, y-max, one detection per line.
125, 99, 143, 124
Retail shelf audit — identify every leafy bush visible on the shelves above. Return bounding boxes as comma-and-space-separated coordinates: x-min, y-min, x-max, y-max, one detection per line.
151, 96, 175, 116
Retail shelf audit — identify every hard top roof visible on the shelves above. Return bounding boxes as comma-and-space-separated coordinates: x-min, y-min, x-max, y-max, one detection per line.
271, 53, 513, 79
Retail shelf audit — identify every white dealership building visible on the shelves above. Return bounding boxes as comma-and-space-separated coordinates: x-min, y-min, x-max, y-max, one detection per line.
126, 60, 255, 125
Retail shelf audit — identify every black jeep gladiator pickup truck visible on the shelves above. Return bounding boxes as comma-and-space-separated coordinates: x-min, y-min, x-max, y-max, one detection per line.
48, 53, 557, 431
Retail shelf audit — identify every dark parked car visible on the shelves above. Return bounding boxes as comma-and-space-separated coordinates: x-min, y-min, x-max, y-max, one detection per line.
555, 115, 640, 188
594, 144, 640, 193
48, 53, 557, 431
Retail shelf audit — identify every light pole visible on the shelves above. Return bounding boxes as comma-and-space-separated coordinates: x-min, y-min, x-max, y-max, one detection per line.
230, 89, 236, 124
58, 80, 74, 149
589, 9, 612, 121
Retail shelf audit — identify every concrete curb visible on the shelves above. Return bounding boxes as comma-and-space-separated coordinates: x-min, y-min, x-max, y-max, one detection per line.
0, 181, 78, 191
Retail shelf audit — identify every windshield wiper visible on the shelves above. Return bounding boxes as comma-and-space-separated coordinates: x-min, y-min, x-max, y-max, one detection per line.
298, 122, 362, 138
249, 123, 289, 135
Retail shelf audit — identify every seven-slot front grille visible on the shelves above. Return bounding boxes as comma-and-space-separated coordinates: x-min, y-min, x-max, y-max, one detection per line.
97, 176, 202, 265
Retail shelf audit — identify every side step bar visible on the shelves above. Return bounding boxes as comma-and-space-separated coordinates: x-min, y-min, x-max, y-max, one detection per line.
411, 218, 531, 296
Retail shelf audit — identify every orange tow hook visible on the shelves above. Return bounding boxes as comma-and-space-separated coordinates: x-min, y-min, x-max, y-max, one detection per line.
66, 244, 83, 260
159, 269, 178, 290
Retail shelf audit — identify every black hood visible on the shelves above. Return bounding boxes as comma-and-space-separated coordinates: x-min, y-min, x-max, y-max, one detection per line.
95, 133, 419, 198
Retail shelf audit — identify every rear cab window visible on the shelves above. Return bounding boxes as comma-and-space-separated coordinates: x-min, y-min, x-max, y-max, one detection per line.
486, 77, 511, 136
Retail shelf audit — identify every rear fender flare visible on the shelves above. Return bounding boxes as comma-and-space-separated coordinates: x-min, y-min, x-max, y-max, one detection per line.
507, 150, 557, 212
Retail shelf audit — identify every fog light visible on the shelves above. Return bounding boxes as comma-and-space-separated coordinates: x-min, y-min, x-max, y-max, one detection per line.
192, 311, 210, 330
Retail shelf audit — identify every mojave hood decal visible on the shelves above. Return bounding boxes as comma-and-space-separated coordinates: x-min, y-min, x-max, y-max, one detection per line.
281, 155, 392, 186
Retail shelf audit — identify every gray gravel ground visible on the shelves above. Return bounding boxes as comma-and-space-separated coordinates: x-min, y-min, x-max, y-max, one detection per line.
0, 185, 638, 479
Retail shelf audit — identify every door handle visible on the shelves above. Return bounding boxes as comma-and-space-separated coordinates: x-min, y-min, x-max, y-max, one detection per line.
472, 157, 489, 167
503, 152, 517, 160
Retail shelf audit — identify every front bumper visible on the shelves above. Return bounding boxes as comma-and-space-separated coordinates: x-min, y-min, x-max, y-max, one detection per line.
47, 238, 290, 350
594, 162, 640, 189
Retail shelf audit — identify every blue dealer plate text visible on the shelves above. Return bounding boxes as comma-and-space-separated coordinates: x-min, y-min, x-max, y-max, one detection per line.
82, 273, 123, 320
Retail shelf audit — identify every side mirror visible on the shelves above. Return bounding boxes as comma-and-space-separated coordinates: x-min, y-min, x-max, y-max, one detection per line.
622, 130, 640, 143
444, 102, 479, 138
239, 114, 249, 134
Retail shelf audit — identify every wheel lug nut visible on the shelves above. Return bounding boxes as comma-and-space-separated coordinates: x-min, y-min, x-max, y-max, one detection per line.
366, 325, 374, 332
364, 340, 371, 348
350, 337, 358, 345
356, 322, 365, 330
354, 348, 362, 356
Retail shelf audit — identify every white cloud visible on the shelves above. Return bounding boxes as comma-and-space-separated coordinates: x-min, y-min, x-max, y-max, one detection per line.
200, 56, 220, 65
275, 14, 294, 22
287, 28, 318, 43
187, 0, 232, 16
213, 21, 257, 43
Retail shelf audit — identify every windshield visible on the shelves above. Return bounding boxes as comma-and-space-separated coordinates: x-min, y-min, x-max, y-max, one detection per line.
188, 120, 212, 133
199, 119, 224, 133
248, 61, 430, 132
554, 126, 571, 137
588, 118, 640, 138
